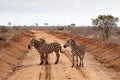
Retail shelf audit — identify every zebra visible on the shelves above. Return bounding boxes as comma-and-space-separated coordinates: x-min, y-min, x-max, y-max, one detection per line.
63, 38, 86, 67
28, 38, 64, 65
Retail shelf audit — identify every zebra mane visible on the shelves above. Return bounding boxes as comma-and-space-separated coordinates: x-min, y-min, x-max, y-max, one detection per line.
70, 39, 76, 44
34, 40, 40, 49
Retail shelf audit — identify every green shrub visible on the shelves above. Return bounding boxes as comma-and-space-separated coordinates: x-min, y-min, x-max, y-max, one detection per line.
0, 36, 6, 41
58, 27, 64, 31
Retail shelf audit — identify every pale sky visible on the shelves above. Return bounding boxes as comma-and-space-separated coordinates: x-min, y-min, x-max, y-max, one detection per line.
0, 0, 120, 26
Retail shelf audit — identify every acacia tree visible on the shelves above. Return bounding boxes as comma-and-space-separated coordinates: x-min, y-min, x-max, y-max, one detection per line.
8, 22, 12, 26
44, 23, 49, 26
91, 15, 119, 40
35, 23, 38, 26
71, 23, 76, 27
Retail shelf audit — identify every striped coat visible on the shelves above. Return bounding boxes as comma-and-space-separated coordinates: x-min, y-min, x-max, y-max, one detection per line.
28, 38, 63, 65
64, 38, 86, 67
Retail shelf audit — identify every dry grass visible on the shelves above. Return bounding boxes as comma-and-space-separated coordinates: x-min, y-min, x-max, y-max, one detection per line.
0, 26, 10, 33
0, 26, 28, 49
0, 26, 27, 40
48, 26, 120, 44
18, 26, 120, 44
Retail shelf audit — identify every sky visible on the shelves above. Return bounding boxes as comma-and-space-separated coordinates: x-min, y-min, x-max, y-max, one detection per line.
0, 0, 120, 26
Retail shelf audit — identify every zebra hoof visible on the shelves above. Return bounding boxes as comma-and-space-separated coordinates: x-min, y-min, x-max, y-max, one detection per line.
71, 65, 74, 67
45, 62, 49, 65
54, 62, 58, 64
82, 65, 84, 67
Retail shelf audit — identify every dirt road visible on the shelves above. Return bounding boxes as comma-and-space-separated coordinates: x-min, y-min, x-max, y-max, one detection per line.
6, 30, 112, 80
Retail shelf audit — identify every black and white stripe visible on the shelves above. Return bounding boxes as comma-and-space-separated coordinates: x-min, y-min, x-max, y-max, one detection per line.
64, 38, 86, 67
28, 38, 63, 65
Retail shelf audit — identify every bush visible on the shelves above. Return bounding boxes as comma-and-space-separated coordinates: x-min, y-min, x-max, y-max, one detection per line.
13, 26, 20, 30
0, 26, 10, 33
58, 27, 64, 31
0, 36, 6, 41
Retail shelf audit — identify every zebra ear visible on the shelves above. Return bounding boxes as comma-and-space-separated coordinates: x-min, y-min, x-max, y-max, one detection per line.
39, 38, 45, 43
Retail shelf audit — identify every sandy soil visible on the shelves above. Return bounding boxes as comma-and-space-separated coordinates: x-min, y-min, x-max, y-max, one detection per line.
5, 30, 119, 80
0, 30, 33, 80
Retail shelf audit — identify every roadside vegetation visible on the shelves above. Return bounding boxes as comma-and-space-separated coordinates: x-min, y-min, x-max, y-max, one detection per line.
0, 26, 27, 41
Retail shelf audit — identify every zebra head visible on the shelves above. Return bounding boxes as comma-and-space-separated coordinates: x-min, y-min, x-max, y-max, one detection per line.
28, 38, 38, 48
64, 38, 75, 48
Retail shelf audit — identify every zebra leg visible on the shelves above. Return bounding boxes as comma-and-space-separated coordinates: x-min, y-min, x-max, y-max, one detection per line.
40, 54, 44, 65
76, 56, 78, 67
45, 54, 48, 65
46, 55, 49, 64
81, 59, 84, 67
79, 56, 82, 67
81, 55, 84, 67
55, 51, 60, 64
71, 55, 75, 67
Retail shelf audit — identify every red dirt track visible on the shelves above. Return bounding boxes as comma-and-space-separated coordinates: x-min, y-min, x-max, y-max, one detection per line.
0, 29, 120, 80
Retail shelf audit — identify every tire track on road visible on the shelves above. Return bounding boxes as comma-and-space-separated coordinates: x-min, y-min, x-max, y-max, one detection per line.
64, 50, 90, 80
34, 31, 52, 80
38, 65, 44, 80
45, 65, 51, 80
63, 49, 111, 80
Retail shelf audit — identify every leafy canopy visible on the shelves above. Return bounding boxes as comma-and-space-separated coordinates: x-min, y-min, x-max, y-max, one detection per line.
91, 15, 119, 39
92, 15, 119, 27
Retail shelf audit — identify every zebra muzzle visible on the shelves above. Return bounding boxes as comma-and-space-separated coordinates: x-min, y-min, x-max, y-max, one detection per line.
28, 45, 31, 48
63, 45, 67, 48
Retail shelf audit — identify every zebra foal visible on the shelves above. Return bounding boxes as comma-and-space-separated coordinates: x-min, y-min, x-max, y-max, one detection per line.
28, 38, 63, 65
64, 38, 86, 67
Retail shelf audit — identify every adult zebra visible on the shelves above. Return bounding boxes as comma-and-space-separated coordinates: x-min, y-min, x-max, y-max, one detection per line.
64, 38, 86, 67
28, 38, 64, 65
